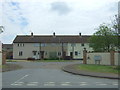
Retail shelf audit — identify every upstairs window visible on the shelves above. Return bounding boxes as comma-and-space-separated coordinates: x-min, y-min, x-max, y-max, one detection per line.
18, 43, 24, 47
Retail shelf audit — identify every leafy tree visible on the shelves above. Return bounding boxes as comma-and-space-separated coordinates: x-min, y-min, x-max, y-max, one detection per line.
89, 24, 118, 52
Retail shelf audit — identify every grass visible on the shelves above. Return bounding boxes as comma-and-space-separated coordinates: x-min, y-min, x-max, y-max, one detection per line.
0, 65, 7, 69
35, 60, 76, 62
75, 64, 119, 74
7, 59, 78, 62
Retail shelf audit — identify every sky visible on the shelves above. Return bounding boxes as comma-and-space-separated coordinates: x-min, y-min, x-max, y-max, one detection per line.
0, 0, 119, 44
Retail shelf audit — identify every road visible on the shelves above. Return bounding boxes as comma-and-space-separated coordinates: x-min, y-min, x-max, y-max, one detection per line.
2, 61, 118, 88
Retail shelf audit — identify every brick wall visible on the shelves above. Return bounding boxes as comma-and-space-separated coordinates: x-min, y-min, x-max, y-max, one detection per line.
83, 50, 119, 66
2, 52, 6, 65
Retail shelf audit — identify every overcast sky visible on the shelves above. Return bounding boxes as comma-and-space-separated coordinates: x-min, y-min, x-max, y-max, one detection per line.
0, 0, 119, 44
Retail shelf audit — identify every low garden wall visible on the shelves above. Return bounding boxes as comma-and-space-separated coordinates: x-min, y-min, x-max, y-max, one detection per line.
83, 49, 119, 66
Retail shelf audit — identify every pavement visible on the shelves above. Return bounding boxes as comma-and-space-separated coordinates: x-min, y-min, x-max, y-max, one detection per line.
62, 64, 119, 79
2, 62, 118, 88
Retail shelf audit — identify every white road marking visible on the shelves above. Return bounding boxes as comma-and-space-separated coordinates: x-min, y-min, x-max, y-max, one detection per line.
27, 84, 38, 86
80, 84, 87, 86
11, 84, 22, 86
44, 84, 55, 86
11, 75, 29, 86
61, 83, 71, 86
113, 84, 118, 85
80, 82, 87, 83
97, 84, 107, 86
61, 82, 71, 84
14, 75, 29, 83
45, 82, 55, 84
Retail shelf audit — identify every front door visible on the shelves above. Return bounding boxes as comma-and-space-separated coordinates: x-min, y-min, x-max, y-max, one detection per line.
70, 52, 73, 60
40, 51, 44, 60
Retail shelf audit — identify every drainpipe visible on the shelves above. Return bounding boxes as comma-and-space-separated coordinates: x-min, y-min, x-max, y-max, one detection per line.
39, 43, 41, 60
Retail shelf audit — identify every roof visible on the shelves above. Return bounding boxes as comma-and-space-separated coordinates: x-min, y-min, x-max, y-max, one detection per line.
13, 35, 91, 43
2, 44, 13, 49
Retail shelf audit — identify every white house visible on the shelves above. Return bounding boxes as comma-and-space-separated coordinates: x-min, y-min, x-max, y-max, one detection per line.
13, 33, 93, 60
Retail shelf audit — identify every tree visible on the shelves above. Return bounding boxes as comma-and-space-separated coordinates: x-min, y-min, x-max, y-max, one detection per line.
89, 24, 118, 52
111, 15, 120, 34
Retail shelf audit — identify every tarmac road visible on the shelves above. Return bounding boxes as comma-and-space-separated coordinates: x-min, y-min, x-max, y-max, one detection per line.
2, 61, 118, 88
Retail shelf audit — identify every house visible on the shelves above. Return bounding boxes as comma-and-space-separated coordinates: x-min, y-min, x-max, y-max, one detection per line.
2, 44, 13, 59
13, 33, 93, 60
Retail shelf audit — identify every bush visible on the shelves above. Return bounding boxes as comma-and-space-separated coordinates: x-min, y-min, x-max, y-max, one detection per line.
27, 57, 35, 61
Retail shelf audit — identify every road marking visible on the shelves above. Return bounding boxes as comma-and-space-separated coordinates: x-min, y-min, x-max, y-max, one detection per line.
80, 84, 87, 86
61, 83, 71, 86
61, 82, 71, 84
11, 75, 29, 86
44, 84, 55, 86
80, 82, 87, 83
113, 84, 118, 85
97, 84, 107, 86
46, 82, 55, 84
15, 82, 24, 84
11, 84, 22, 86
14, 75, 29, 83
27, 84, 38, 86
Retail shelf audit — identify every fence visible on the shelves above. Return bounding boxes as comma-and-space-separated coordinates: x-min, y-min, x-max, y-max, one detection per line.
83, 49, 119, 66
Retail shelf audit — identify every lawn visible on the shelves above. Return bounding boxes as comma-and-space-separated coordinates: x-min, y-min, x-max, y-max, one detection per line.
7, 59, 78, 62
36, 60, 77, 62
75, 64, 119, 74
0, 65, 7, 69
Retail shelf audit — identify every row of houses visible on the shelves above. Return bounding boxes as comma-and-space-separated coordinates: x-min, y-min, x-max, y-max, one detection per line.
13, 33, 93, 60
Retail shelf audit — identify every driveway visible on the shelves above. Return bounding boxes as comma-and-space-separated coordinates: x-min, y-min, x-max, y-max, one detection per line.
2, 61, 118, 88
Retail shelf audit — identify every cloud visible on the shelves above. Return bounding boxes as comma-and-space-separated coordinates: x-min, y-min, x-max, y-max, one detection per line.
1, 0, 118, 44
50, 2, 71, 15
3, 1, 29, 29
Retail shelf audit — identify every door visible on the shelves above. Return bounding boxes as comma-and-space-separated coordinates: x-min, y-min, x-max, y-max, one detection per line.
40, 51, 44, 59
70, 52, 73, 59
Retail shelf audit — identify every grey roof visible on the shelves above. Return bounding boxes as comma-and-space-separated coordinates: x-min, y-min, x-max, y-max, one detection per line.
13, 35, 91, 43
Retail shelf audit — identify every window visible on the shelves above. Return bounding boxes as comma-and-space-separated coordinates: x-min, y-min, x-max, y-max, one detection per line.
81, 43, 84, 46
19, 51, 23, 56
34, 43, 40, 47
71, 43, 76, 47
33, 51, 37, 55
58, 52, 61, 56
41, 43, 46, 47
18, 43, 24, 47
75, 51, 78, 56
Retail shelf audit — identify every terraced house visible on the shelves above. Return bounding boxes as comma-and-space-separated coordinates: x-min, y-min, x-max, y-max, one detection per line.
13, 33, 93, 60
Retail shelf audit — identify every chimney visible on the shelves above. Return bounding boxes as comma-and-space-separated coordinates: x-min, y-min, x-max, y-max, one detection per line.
79, 32, 81, 37
31, 32, 33, 36
53, 32, 56, 37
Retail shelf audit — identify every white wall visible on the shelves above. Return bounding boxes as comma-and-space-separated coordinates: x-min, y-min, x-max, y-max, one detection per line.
87, 52, 119, 65
67, 43, 93, 59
